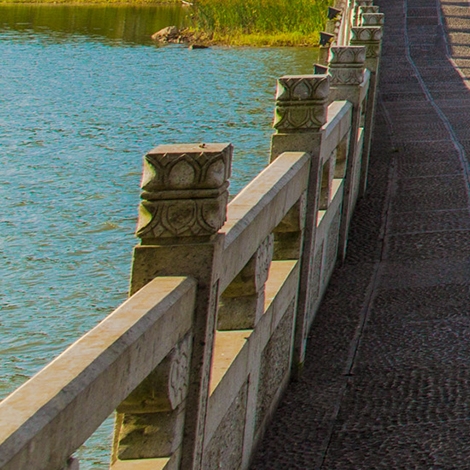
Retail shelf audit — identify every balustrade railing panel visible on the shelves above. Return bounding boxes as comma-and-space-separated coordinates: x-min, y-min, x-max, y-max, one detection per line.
0, 1, 384, 468
205, 149, 310, 469
220, 151, 310, 292
0, 276, 196, 470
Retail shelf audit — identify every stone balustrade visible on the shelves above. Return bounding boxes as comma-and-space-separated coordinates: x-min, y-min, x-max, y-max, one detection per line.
0, 1, 383, 469
0, 276, 197, 470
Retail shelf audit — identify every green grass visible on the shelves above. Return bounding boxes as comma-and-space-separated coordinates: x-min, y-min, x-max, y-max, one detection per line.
190, 0, 330, 46
0, 0, 178, 4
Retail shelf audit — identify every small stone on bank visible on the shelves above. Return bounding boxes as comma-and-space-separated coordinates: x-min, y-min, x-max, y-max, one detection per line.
152, 26, 180, 43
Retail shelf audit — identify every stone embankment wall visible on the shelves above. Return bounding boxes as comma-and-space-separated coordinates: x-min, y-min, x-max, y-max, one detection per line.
0, 1, 383, 469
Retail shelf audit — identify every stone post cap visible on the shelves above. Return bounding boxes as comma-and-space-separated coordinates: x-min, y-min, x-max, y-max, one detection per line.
142, 143, 232, 195
273, 74, 330, 131
356, 0, 374, 6
136, 143, 232, 240
351, 26, 383, 60
361, 12, 384, 26
329, 46, 366, 85
329, 46, 367, 65
351, 26, 383, 42
359, 5, 380, 14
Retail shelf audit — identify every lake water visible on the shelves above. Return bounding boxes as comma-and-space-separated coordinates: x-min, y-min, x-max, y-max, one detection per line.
0, 4, 317, 467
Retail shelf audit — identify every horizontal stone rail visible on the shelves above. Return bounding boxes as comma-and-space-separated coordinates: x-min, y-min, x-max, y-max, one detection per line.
206, 151, 309, 468
0, 1, 383, 469
0, 276, 197, 470
221, 151, 310, 293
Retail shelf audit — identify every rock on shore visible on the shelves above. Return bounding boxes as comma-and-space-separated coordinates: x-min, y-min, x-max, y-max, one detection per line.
151, 26, 182, 43
151, 26, 210, 49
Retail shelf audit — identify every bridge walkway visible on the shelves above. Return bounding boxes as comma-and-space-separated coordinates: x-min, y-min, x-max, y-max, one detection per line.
251, 0, 470, 467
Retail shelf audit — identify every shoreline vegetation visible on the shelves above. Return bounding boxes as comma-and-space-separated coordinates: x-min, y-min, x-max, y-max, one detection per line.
189, 0, 330, 46
0, 0, 181, 3
1, 0, 330, 46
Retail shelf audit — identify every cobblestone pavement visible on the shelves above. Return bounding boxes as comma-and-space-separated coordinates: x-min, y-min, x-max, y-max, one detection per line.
251, 0, 470, 468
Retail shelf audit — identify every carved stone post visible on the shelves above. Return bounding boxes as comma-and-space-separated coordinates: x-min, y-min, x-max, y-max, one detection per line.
270, 74, 330, 374
350, 25, 382, 91
353, 0, 374, 27
271, 74, 329, 160
351, 24, 383, 195
113, 143, 232, 470
328, 45, 367, 260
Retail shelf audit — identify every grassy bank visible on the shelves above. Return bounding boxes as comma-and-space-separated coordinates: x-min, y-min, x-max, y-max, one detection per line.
0, 0, 177, 4
0, 0, 329, 46
190, 0, 330, 46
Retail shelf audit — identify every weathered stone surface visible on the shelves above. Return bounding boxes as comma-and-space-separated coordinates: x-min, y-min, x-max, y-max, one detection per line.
319, 157, 336, 210
218, 233, 273, 329
117, 335, 192, 414
324, 206, 341, 277
334, 136, 349, 178
222, 234, 274, 297
329, 46, 366, 86
273, 193, 306, 260
350, 26, 383, 58
125, 235, 224, 468
127, 145, 231, 470
256, 302, 295, 432
136, 143, 232, 240
138, 196, 229, 239
274, 193, 307, 233
0, 277, 196, 470
221, 151, 309, 291
307, 246, 322, 318
273, 75, 330, 131
328, 42, 369, 265
116, 405, 186, 459
217, 293, 265, 330
202, 384, 248, 470
361, 12, 385, 26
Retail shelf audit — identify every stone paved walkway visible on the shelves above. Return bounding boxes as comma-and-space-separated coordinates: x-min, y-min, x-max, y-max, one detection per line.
251, 0, 470, 467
